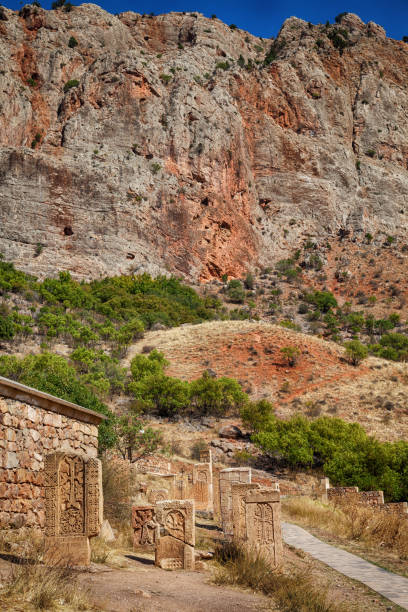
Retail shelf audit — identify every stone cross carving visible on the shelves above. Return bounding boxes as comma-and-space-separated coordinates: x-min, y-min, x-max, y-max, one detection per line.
244, 489, 282, 569
219, 468, 251, 536
231, 482, 260, 541
155, 499, 195, 570
132, 506, 158, 547
44, 452, 102, 566
192, 462, 213, 511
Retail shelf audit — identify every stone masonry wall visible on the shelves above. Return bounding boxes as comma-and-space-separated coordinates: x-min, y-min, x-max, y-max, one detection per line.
0, 396, 98, 530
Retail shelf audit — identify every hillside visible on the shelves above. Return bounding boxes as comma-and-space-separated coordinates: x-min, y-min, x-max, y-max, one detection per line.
1, 5, 408, 282
126, 320, 408, 442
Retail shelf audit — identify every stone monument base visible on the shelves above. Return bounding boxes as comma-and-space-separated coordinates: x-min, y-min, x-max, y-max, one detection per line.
44, 535, 91, 566
155, 535, 195, 570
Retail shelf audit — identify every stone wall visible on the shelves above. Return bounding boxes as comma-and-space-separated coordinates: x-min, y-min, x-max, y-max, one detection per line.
326, 486, 385, 508
0, 395, 99, 530
381, 502, 408, 517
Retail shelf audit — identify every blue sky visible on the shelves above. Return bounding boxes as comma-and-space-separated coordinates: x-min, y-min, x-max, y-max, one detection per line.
3, 0, 408, 40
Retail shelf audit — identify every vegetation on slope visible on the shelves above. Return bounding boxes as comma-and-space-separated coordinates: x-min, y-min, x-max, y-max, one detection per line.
242, 404, 408, 501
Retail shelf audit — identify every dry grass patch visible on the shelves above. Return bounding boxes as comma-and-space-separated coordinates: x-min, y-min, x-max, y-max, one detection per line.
283, 496, 408, 561
0, 531, 91, 611
212, 540, 342, 612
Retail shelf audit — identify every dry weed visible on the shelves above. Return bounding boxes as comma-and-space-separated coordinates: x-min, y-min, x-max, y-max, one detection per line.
212, 540, 341, 612
283, 496, 408, 558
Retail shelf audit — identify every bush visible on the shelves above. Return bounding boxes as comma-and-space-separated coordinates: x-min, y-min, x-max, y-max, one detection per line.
226, 279, 245, 303
63, 79, 79, 93
191, 438, 208, 461
305, 290, 337, 312
189, 371, 247, 417
253, 415, 408, 501
280, 346, 300, 366
275, 258, 300, 280
213, 541, 339, 611
344, 340, 368, 365
68, 36, 78, 48
240, 399, 275, 433
0, 353, 115, 451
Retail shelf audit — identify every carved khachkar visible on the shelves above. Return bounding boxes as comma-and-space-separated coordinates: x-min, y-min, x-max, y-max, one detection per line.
132, 505, 158, 547
192, 463, 213, 511
148, 488, 169, 504
244, 489, 283, 569
219, 468, 251, 536
155, 500, 195, 570
44, 452, 102, 566
231, 482, 260, 541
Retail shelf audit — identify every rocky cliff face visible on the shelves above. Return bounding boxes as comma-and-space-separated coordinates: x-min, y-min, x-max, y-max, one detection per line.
1, 5, 408, 280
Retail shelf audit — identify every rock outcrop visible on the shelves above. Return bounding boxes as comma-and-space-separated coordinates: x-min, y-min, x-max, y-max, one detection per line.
1, 6, 408, 280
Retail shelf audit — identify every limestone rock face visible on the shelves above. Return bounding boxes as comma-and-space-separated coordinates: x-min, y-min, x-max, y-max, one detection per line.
1, 6, 408, 280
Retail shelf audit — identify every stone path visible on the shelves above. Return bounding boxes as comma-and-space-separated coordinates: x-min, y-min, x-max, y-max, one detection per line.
282, 522, 408, 610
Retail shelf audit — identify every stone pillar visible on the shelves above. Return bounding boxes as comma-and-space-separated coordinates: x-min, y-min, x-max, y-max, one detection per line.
320, 477, 330, 503
244, 488, 282, 569
231, 482, 260, 541
132, 505, 159, 548
219, 468, 251, 536
44, 452, 102, 566
155, 499, 195, 570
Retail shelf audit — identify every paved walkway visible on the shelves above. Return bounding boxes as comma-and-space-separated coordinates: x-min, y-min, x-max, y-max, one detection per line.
282, 522, 408, 610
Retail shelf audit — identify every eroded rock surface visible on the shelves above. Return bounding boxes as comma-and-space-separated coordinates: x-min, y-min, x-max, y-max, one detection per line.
1, 7, 408, 280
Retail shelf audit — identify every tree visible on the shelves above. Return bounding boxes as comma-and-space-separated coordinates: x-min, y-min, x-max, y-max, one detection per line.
130, 373, 190, 417
344, 340, 368, 366
280, 346, 300, 367
113, 412, 162, 462
189, 371, 247, 417
130, 349, 168, 382
305, 290, 337, 313
241, 399, 275, 433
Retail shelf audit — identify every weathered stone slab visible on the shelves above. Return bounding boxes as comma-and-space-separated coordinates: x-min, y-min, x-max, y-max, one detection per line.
219, 468, 251, 536
231, 482, 260, 541
0, 392, 100, 531
155, 500, 195, 570
132, 472, 176, 505
192, 462, 213, 512
244, 489, 282, 569
132, 505, 158, 548
43, 452, 102, 566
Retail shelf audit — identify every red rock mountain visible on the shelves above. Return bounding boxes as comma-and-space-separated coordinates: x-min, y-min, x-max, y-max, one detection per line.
0, 6, 407, 280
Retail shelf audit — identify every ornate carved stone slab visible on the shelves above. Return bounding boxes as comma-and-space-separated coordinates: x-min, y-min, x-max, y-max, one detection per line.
192, 462, 213, 511
155, 500, 195, 570
132, 505, 158, 547
219, 468, 251, 536
244, 489, 282, 569
231, 482, 260, 541
43, 452, 102, 566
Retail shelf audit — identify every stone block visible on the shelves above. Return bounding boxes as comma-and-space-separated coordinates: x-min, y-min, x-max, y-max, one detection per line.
231, 482, 260, 541
219, 468, 251, 536
155, 499, 195, 570
132, 505, 158, 547
43, 452, 102, 566
44, 535, 90, 566
244, 489, 282, 569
